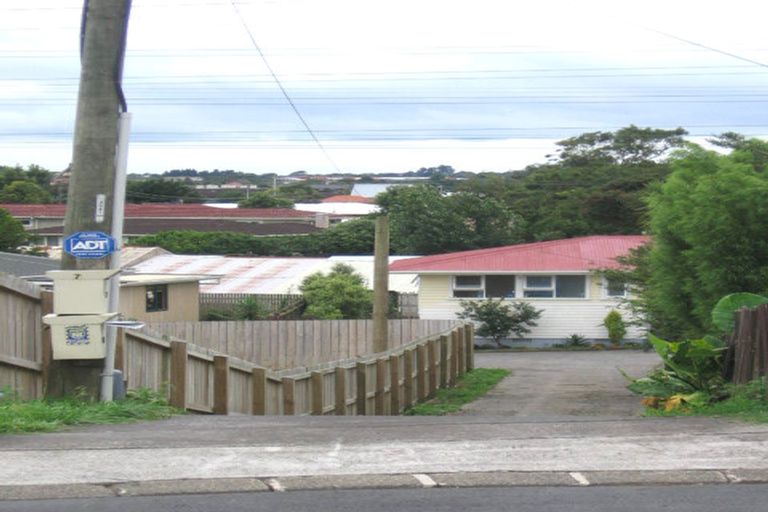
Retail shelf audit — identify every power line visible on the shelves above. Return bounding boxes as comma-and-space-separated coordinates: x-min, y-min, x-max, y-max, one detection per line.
227, 0, 342, 173
645, 27, 768, 70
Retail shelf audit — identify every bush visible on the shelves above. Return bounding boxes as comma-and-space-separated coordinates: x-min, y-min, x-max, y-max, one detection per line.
300, 263, 373, 319
457, 299, 542, 347
603, 310, 626, 346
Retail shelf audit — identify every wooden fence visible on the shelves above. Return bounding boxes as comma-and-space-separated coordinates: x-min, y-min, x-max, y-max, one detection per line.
0, 274, 49, 400
142, 319, 456, 370
200, 292, 419, 320
118, 321, 473, 415
730, 304, 768, 384
199, 293, 305, 320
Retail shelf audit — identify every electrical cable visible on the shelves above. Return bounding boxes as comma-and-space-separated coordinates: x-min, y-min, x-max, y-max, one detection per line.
227, 0, 342, 173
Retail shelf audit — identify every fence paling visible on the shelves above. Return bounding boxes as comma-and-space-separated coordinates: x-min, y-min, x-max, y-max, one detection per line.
0, 275, 45, 400
731, 305, 768, 385
143, 319, 457, 371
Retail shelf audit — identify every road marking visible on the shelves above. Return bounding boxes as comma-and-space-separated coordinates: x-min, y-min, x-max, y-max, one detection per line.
569, 472, 590, 486
266, 478, 285, 492
413, 473, 438, 488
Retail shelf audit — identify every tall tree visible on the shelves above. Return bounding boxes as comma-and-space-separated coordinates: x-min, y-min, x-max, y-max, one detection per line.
377, 185, 523, 254
644, 141, 768, 338
0, 181, 52, 203
126, 178, 202, 203
0, 208, 30, 252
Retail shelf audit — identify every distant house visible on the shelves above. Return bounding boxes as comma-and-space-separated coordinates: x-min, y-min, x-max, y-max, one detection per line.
389, 235, 649, 345
131, 254, 419, 295
350, 183, 399, 198
0, 203, 327, 246
295, 195, 380, 219
28, 218, 322, 247
119, 274, 202, 323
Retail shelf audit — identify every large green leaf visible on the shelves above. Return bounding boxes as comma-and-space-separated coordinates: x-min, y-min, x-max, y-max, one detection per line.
711, 293, 768, 333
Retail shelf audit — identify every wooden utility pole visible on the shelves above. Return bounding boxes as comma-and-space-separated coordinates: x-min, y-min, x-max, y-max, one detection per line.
372, 215, 390, 353
49, 0, 132, 398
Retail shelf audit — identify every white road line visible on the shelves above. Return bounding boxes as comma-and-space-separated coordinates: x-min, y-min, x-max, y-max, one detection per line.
569, 472, 590, 486
412, 473, 438, 488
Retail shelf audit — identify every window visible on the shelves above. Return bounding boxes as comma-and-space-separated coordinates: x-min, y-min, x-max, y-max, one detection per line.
453, 275, 483, 298
523, 275, 586, 298
523, 276, 553, 298
605, 277, 627, 297
556, 275, 586, 298
145, 284, 168, 312
485, 275, 516, 298
452, 275, 516, 299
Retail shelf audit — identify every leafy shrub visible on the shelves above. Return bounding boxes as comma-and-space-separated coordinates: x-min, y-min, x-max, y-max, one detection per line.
300, 263, 373, 319
457, 299, 542, 347
234, 296, 268, 320
603, 310, 626, 346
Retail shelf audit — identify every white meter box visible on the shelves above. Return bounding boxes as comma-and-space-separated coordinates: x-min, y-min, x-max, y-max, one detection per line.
46, 269, 120, 315
43, 313, 117, 360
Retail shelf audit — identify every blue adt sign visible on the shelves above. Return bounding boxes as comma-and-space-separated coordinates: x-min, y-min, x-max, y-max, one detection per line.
64, 231, 117, 259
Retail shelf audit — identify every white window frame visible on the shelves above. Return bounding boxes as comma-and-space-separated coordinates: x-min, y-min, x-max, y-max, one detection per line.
523, 275, 554, 298
603, 276, 628, 298
452, 275, 518, 299
523, 274, 588, 299
452, 275, 484, 298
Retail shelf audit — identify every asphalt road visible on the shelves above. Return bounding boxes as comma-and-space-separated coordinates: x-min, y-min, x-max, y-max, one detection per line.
1, 484, 765, 512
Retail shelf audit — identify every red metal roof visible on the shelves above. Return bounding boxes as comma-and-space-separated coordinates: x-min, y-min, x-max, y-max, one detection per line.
0, 203, 312, 219
389, 236, 649, 273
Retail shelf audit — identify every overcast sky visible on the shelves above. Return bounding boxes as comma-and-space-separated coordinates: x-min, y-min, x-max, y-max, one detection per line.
1, 0, 767, 175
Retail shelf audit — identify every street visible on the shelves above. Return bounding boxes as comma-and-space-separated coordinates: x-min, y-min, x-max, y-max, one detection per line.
0, 484, 766, 512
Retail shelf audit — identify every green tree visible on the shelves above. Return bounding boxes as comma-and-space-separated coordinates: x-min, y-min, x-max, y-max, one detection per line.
377, 185, 523, 254
0, 208, 30, 252
455, 126, 687, 242
0, 180, 52, 203
643, 141, 768, 338
300, 263, 373, 319
457, 299, 542, 347
126, 178, 202, 203
238, 191, 294, 208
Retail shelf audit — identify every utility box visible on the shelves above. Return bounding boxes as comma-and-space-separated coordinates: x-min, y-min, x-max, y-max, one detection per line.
43, 313, 117, 360
47, 270, 120, 315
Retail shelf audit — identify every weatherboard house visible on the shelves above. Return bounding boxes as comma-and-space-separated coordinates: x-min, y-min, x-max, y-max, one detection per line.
389, 235, 649, 346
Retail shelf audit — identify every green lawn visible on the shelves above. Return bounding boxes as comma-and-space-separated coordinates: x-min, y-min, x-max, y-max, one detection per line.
405, 368, 510, 416
0, 388, 182, 434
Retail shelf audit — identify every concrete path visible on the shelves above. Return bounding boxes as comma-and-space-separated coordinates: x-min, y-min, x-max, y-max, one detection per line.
464, 350, 659, 417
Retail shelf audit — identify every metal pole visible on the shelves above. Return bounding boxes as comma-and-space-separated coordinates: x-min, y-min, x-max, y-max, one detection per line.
100, 112, 131, 402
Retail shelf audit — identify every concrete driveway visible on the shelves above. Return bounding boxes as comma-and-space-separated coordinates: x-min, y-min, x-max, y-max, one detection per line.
462, 350, 660, 417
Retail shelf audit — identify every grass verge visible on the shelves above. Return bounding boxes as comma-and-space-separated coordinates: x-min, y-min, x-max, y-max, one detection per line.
644, 379, 768, 423
0, 388, 183, 434
405, 368, 510, 416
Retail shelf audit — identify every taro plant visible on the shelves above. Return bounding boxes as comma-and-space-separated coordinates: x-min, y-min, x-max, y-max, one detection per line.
623, 334, 728, 411
565, 334, 589, 348
711, 292, 768, 334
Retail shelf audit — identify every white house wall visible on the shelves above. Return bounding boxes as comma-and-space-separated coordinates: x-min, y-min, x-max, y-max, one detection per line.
417, 274, 646, 342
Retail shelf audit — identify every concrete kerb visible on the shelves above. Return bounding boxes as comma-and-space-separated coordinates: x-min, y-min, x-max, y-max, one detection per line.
1, 470, 767, 501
